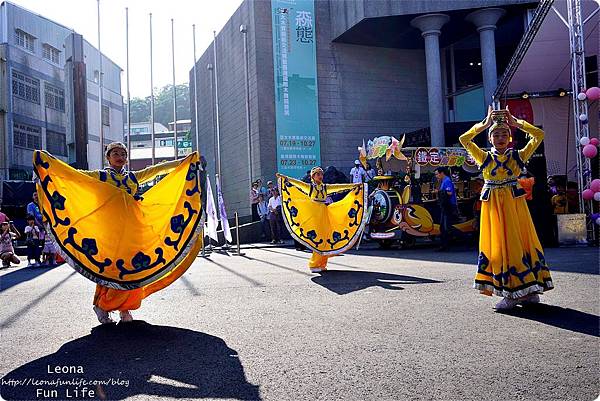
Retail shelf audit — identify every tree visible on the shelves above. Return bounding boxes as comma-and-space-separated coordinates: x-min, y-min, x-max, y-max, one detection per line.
128, 97, 150, 124
125, 83, 190, 127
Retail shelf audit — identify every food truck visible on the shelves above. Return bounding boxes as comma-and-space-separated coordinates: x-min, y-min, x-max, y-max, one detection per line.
358, 136, 483, 248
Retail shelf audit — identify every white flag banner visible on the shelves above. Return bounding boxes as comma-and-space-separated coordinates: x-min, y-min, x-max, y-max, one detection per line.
216, 178, 233, 243
205, 176, 219, 242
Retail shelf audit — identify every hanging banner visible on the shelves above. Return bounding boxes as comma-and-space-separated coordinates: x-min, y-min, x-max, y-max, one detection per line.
216, 178, 232, 243
271, 0, 321, 178
205, 176, 219, 242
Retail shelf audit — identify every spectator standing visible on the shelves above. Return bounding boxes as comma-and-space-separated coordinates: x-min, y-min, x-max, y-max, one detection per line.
250, 181, 260, 222
434, 167, 457, 252
268, 188, 284, 244
27, 192, 46, 248
266, 180, 276, 197
257, 194, 271, 241
27, 193, 44, 228
365, 162, 376, 181
350, 160, 367, 184
547, 176, 558, 196
24, 215, 42, 266
257, 179, 268, 198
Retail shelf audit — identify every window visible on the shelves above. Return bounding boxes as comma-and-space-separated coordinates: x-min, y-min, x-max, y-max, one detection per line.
13, 122, 41, 150
12, 70, 40, 104
44, 83, 65, 111
586, 56, 598, 89
93, 70, 100, 83
102, 105, 110, 126
46, 131, 67, 156
131, 127, 149, 135
15, 29, 35, 52
42, 44, 60, 64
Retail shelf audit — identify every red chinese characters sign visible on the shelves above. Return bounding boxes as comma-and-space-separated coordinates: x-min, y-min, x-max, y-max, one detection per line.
413, 148, 476, 167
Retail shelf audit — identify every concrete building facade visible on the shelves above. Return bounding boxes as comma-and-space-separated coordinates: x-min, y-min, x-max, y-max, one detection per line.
0, 1, 123, 198
190, 0, 539, 218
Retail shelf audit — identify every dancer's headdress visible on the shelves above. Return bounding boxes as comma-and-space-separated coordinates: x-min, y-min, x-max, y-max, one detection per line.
489, 112, 510, 134
310, 166, 324, 177
105, 142, 127, 157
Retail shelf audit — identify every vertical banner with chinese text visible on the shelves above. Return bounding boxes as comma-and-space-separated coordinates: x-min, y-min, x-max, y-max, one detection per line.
271, 0, 321, 178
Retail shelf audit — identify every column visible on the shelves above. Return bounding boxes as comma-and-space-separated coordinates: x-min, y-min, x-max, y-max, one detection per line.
466, 8, 506, 107
410, 14, 450, 147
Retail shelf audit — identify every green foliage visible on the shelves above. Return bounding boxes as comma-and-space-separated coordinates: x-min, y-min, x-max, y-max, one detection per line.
126, 83, 190, 126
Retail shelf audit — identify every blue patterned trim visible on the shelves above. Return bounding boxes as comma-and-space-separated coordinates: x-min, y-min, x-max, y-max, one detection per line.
480, 153, 493, 170
512, 149, 526, 170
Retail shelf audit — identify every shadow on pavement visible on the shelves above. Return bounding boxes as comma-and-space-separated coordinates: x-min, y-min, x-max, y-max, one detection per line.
503, 304, 599, 337
0, 264, 59, 293
346, 246, 600, 276
0, 321, 261, 400
311, 270, 441, 295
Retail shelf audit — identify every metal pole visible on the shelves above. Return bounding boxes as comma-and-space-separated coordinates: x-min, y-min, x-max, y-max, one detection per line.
149, 13, 156, 165
240, 24, 253, 196
192, 24, 200, 154
235, 211, 241, 255
171, 19, 178, 159
207, 63, 217, 173
566, 0, 593, 240
125, 7, 131, 163
97, 0, 104, 168
212, 31, 222, 182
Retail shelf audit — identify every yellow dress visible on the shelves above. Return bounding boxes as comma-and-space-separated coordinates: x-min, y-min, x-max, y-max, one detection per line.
460, 120, 553, 298
33, 151, 204, 311
277, 174, 368, 269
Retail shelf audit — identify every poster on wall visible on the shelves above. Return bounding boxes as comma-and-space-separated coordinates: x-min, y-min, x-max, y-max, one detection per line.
271, 0, 321, 178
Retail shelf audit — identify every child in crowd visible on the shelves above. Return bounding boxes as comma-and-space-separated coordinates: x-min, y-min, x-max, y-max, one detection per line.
0, 221, 20, 268
24, 214, 42, 267
42, 234, 58, 267
257, 193, 270, 240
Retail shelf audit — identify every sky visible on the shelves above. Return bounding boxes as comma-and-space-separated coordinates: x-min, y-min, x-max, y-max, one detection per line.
13, 0, 244, 98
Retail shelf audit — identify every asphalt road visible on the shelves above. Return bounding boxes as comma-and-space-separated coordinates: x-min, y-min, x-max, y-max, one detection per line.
0, 244, 598, 401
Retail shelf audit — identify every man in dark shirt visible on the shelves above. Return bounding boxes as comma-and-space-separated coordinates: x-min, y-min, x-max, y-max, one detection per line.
434, 167, 457, 251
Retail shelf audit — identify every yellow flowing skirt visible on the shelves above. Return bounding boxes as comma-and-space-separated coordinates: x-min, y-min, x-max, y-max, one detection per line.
278, 175, 367, 256
33, 151, 204, 298
475, 187, 553, 298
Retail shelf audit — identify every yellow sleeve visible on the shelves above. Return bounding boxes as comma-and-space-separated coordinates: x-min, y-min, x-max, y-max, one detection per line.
134, 159, 182, 184
459, 123, 488, 166
326, 183, 363, 195
276, 174, 311, 195
77, 170, 101, 179
276, 174, 361, 196
517, 120, 544, 162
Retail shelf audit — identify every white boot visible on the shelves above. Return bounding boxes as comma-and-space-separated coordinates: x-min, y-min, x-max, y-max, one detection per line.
93, 306, 114, 324
119, 310, 133, 322
521, 293, 540, 305
494, 297, 519, 310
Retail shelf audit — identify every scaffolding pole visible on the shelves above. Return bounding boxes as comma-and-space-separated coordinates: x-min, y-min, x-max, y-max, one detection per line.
566, 0, 594, 241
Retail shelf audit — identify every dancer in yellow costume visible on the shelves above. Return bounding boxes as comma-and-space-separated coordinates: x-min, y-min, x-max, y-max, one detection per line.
33, 142, 204, 324
460, 106, 553, 310
277, 167, 368, 273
